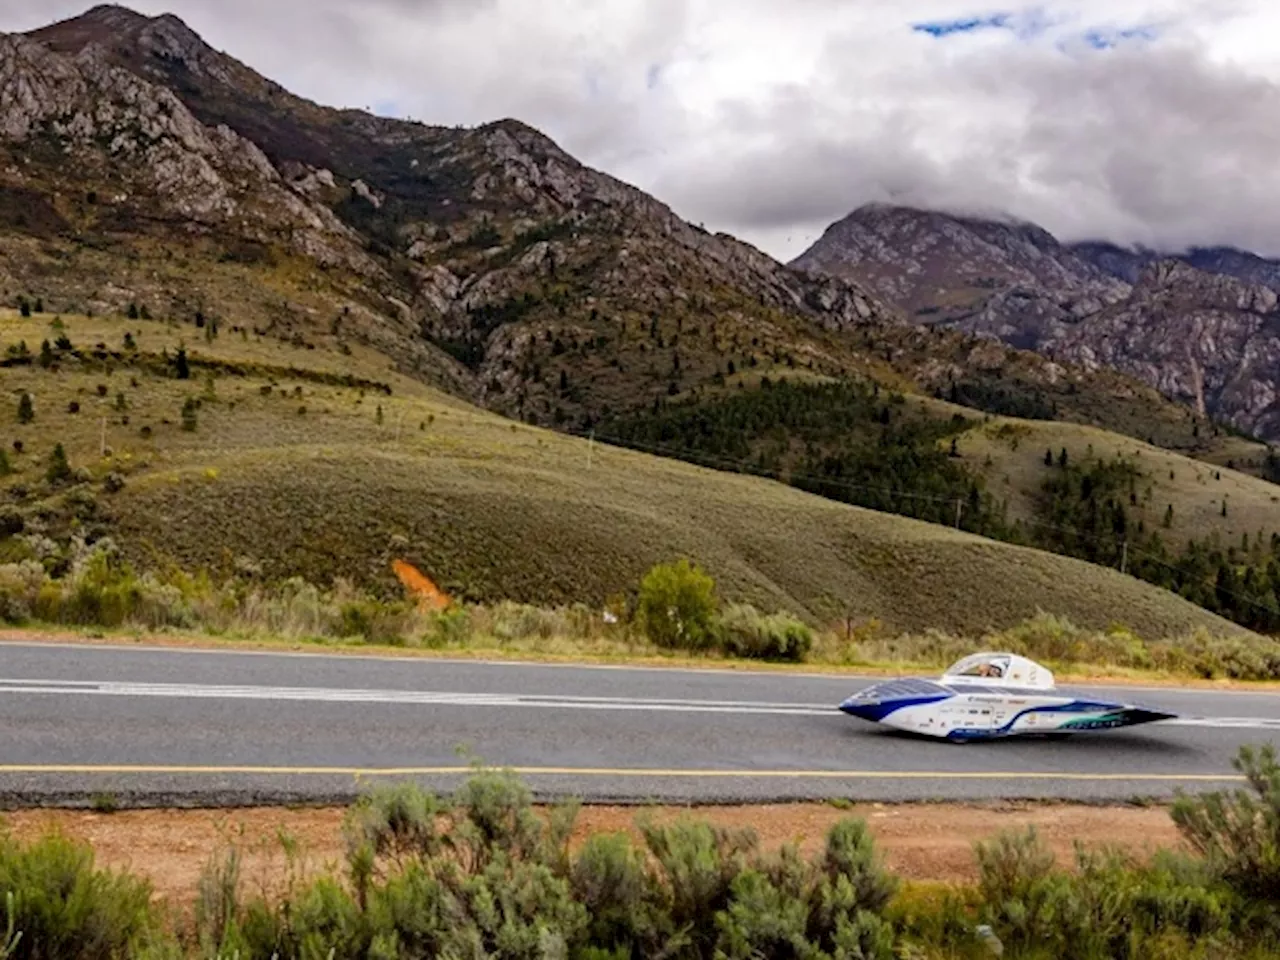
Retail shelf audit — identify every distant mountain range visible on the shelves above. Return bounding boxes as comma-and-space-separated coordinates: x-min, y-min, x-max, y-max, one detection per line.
0, 2, 1265, 452
792, 204, 1280, 441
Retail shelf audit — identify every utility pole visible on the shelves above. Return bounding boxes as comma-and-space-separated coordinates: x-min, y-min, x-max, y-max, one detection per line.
954, 498, 963, 529
1120, 539, 1129, 576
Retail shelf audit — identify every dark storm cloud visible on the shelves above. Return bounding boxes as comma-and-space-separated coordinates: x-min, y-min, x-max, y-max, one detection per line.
652, 19, 1280, 258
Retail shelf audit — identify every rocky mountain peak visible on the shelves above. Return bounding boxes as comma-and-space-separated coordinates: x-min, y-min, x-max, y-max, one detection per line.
797, 201, 1280, 440
1136, 258, 1279, 316
791, 202, 1128, 351
33, 4, 241, 91
64, 4, 149, 29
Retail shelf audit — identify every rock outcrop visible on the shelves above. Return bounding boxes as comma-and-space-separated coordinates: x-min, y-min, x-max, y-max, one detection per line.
795, 203, 1280, 441
1052, 261, 1280, 439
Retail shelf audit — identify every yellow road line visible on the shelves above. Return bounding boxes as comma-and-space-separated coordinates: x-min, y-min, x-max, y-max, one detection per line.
0, 765, 1247, 782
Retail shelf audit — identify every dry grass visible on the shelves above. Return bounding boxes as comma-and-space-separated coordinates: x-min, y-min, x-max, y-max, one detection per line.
0, 310, 1260, 639
958, 417, 1280, 546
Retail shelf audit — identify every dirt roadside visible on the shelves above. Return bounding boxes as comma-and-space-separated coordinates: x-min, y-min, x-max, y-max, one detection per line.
2, 802, 1183, 906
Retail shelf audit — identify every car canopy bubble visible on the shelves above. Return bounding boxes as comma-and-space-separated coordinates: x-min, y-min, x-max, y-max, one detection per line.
941, 652, 1055, 689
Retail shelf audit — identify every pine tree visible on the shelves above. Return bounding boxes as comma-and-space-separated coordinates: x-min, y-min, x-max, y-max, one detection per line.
127, 303, 139, 320
16, 392, 33, 424
39, 339, 53, 369
376, 404, 384, 425
174, 345, 190, 380
18, 298, 30, 318
1044, 448, 1053, 467
46, 443, 71, 485
181, 397, 199, 432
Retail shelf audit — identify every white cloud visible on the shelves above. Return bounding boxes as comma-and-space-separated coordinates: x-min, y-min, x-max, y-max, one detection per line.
5, 1, 1280, 260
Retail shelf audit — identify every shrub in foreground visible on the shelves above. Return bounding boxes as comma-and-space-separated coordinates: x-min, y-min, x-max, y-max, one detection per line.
194, 768, 901, 960
5, 746, 1280, 958
1172, 743, 1280, 910
0, 829, 164, 960
969, 827, 1246, 960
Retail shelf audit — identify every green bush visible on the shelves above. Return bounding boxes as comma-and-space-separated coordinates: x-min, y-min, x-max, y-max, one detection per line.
1172, 744, 1280, 907
0, 829, 165, 960
973, 827, 1246, 960
718, 603, 814, 662
423, 606, 473, 648
180, 398, 198, 432
338, 599, 414, 645
637, 558, 719, 651
572, 832, 669, 956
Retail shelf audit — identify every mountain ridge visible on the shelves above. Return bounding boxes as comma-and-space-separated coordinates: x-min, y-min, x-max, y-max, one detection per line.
793, 203, 1280, 443
1, 3, 1220, 455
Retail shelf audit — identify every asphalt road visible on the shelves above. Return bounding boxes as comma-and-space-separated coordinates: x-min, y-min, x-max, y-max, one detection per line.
1, 641, 1277, 806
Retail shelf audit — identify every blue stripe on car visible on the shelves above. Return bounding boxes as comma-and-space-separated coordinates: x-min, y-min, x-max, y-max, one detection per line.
839, 693, 952, 722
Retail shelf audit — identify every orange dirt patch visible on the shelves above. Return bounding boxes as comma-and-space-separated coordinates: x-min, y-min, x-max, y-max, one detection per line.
392, 559, 451, 611
1, 803, 1182, 907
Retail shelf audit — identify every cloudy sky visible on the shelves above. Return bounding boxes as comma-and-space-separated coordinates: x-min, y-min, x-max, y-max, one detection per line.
5, 0, 1280, 260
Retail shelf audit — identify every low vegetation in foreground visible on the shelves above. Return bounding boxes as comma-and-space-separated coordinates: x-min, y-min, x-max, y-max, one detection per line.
2, 746, 1279, 959
5, 546, 1280, 681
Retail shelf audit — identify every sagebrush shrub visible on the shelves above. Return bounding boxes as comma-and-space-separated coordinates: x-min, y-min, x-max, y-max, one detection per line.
1172, 744, 1280, 905
0, 829, 161, 960
718, 603, 814, 662
338, 598, 414, 645
0, 561, 44, 624
573, 833, 669, 956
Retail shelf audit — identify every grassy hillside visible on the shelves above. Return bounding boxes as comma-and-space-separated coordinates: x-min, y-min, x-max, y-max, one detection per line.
599, 378, 1280, 631
958, 418, 1280, 548
0, 307, 1253, 639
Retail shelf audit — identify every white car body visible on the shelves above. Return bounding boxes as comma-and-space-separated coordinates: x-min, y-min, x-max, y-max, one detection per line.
839, 653, 1176, 741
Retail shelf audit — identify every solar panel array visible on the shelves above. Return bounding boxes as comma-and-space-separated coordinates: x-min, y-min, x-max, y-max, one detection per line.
863, 678, 950, 699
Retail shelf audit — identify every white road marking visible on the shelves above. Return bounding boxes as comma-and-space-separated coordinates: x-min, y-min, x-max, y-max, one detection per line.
0, 679, 834, 716
2, 677, 1277, 728
1163, 717, 1280, 729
